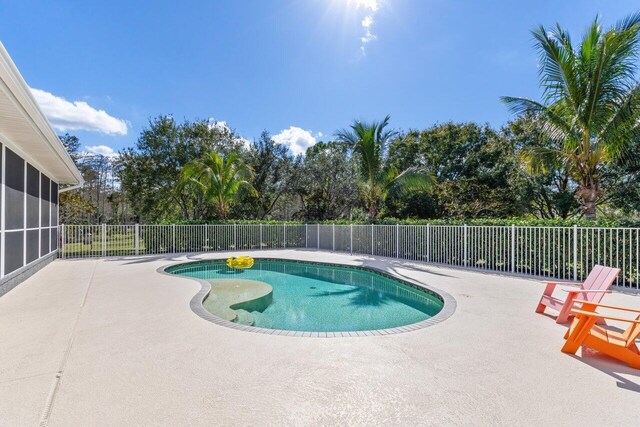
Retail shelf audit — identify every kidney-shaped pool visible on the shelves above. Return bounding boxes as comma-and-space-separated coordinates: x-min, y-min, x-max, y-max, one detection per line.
165, 259, 446, 334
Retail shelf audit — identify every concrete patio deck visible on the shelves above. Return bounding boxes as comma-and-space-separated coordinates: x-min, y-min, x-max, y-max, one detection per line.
1, 250, 639, 426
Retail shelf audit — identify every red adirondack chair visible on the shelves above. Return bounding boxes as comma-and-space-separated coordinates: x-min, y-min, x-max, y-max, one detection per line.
535, 265, 620, 323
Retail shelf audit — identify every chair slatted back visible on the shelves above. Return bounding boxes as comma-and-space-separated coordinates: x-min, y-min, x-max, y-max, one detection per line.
581, 265, 605, 290
583, 265, 620, 303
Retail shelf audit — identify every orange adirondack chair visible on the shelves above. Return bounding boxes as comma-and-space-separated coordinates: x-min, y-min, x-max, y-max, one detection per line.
535, 265, 620, 323
561, 300, 640, 369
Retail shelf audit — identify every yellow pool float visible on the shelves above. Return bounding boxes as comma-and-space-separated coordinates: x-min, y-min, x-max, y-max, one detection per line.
226, 256, 255, 269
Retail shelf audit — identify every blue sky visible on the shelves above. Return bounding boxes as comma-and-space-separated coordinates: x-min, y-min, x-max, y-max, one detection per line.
1, 0, 638, 156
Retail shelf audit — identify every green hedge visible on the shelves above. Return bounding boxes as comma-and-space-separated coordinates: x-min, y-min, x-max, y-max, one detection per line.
373, 218, 640, 227
140, 223, 307, 254
146, 218, 640, 227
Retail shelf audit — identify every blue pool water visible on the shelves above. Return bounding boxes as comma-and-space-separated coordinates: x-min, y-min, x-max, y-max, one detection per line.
167, 259, 443, 332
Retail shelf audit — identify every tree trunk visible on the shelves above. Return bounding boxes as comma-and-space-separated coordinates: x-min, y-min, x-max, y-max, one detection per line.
219, 198, 227, 220
368, 199, 380, 221
583, 202, 596, 220
577, 179, 600, 220
368, 184, 379, 221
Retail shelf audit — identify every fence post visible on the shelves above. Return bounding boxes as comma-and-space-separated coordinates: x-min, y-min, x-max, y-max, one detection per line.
60, 224, 65, 259
172, 224, 176, 253
573, 225, 578, 281
426, 224, 430, 263
371, 224, 374, 255
396, 224, 400, 258
332, 223, 335, 251
350, 224, 353, 255
305, 224, 308, 249
511, 224, 515, 273
101, 223, 106, 257
135, 224, 139, 256
317, 225, 320, 250
260, 224, 263, 250
283, 223, 286, 249
464, 224, 468, 267
233, 223, 237, 251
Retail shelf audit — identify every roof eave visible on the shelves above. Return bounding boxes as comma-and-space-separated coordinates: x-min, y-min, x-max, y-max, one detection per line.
0, 42, 83, 185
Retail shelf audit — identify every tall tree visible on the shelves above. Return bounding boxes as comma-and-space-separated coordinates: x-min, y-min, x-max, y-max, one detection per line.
60, 133, 81, 162
601, 139, 640, 216
238, 131, 298, 219
297, 141, 360, 220
181, 151, 256, 219
503, 117, 578, 219
59, 133, 130, 223
337, 116, 433, 220
117, 116, 245, 221
502, 14, 640, 219
388, 123, 525, 219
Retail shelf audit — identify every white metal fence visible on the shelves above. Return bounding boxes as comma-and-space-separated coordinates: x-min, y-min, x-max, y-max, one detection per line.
59, 223, 640, 289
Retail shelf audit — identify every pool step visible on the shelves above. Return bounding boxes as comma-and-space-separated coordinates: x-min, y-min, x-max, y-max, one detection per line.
234, 309, 255, 326
248, 311, 272, 329
202, 279, 272, 323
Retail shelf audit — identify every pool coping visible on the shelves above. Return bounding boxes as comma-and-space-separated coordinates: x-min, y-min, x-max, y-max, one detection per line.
157, 256, 457, 337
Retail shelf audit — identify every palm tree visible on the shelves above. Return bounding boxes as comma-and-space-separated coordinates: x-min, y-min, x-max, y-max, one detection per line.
502, 14, 640, 219
181, 151, 257, 219
336, 116, 433, 220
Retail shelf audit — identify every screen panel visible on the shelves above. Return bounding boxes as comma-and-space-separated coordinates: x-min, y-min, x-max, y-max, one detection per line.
40, 228, 50, 256
26, 229, 39, 263
51, 182, 59, 226
5, 231, 24, 274
40, 175, 51, 227
5, 149, 25, 230
27, 163, 40, 228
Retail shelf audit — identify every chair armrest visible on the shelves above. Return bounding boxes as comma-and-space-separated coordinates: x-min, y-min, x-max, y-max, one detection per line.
560, 289, 611, 293
570, 309, 640, 324
573, 300, 640, 313
546, 281, 582, 287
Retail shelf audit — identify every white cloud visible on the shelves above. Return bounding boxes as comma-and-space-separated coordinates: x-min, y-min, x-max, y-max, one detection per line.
207, 118, 231, 133
353, 0, 380, 55
85, 145, 118, 158
207, 118, 251, 148
354, 0, 378, 12
31, 88, 128, 135
273, 126, 317, 156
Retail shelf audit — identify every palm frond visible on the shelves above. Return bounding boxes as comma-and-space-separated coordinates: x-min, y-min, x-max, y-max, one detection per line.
520, 145, 565, 175
181, 150, 257, 217
596, 82, 640, 145
613, 11, 640, 34
581, 16, 640, 133
531, 25, 580, 111
336, 116, 394, 183
501, 96, 574, 142
386, 167, 435, 197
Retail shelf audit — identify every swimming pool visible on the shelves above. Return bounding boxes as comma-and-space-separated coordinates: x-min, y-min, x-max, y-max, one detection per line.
166, 259, 444, 334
